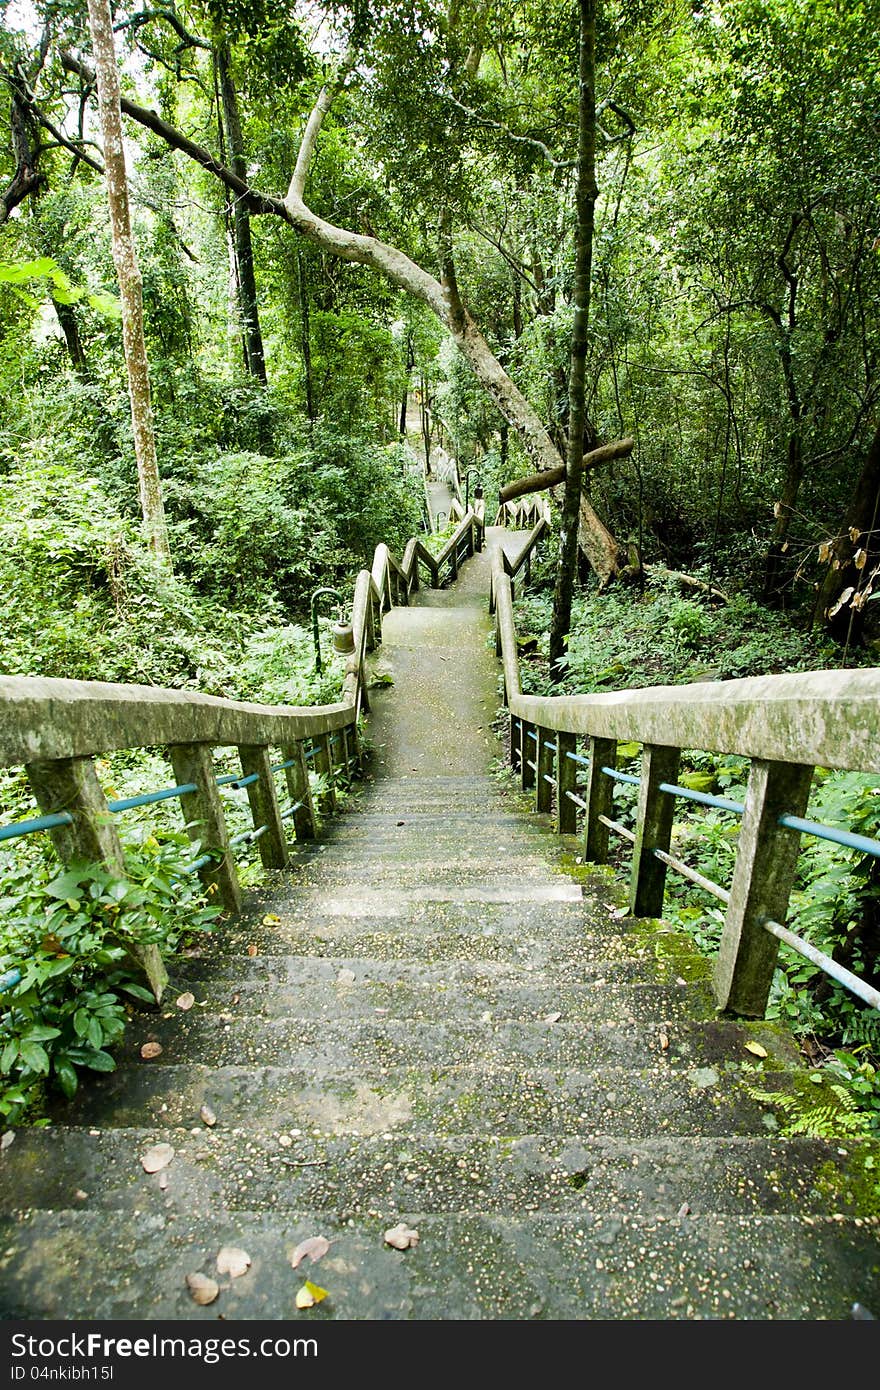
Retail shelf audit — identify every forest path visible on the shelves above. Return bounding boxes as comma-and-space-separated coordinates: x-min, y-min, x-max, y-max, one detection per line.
0, 533, 878, 1320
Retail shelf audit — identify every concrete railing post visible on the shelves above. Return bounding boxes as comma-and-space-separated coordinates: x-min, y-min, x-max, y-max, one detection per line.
238, 745, 289, 870
281, 740, 317, 842
26, 755, 125, 874
556, 732, 578, 835
536, 727, 555, 814
314, 732, 337, 814
26, 754, 168, 998
714, 759, 814, 1018
168, 743, 241, 915
630, 743, 681, 917
521, 721, 536, 791
583, 736, 617, 864
510, 715, 521, 773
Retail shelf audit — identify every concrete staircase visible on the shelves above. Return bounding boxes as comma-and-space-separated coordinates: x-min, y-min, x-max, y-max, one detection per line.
1, 537, 878, 1320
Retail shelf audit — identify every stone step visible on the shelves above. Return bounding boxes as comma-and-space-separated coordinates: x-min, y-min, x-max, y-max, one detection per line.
1, 1208, 877, 1320
190, 922, 708, 979
48, 1061, 798, 1138
176, 946, 703, 991
2, 1127, 874, 1221
166, 958, 713, 1024
118, 1011, 801, 1074
282, 860, 580, 888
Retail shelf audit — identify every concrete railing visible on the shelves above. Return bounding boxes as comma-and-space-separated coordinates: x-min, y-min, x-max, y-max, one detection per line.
0, 508, 486, 998
491, 543, 880, 1020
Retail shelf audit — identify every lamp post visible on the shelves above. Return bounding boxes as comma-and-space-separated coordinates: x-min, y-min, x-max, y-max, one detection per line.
464, 469, 482, 512
311, 587, 346, 674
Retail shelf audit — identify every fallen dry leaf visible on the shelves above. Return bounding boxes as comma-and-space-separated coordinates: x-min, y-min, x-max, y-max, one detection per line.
542, 1011, 562, 1024
141, 1142, 175, 1174
247, 944, 258, 957
262, 914, 281, 926
200, 1104, 217, 1128
744, 1041, 768, 1058
336, 968, 356, 986
176, 992, 195, 1011
384, 1222, 419, 1250
678, 1202, 691, 1218
217, 1246, 251, 1279
186, 1272, 219, 1306
659, 1033, 670, 1051
1, 1131, 15, 1152
140, 1042, 163, 1060
295, 1280, 328, 1309
290, 1236, 331, 1269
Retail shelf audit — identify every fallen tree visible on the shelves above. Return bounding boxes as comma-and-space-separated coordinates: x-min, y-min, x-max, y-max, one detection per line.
498, 436, 634, 504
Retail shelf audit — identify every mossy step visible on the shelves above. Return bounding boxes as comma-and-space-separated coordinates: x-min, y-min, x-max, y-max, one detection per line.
41, 1061, 797, 1138
165, 961, 713, 1025
118, 1011, 798, 1075
1, 1208, 877, 1320
192, 923, 706, 977
3, 1127, 876, 1221
175, 946, 700, 990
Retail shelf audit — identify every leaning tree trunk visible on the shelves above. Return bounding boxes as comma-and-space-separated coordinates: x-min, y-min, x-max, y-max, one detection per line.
84, 0, 171, 567
62, 44, 629, 582
549, 0, 597, 673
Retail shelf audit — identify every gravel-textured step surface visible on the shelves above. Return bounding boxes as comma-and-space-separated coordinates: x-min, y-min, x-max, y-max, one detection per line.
2, 1208, 878, 1321
2, 542, 878, 1321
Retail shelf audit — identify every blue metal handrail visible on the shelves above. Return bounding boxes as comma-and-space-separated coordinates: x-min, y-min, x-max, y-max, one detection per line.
0, 811, 74, 844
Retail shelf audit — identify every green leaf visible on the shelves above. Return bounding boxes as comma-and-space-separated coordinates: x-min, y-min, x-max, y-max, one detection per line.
86, 1016, 104, 1051
21, 1025, 62, 1043
73, 1008, 90, 1039
0, 1039, 20, 1074
80, 1049, 116, 1072
119, 982, 155, 1003
0, 257, 57, 284
54, 1058, 79, 1099
18, 1042, 50, 1075
87, 290, 122, 319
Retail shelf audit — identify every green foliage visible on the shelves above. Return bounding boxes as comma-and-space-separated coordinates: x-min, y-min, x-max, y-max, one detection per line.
0, 835, 220, 1122
513, 570, 845, 697
744, 1066, 880, 1142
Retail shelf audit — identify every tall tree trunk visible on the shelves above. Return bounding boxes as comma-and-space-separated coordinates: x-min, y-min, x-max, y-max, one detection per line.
84, 0, 170, 567
297, 250, 315, 421
549, 0, 597, 673
52, 297, 89, 378
216, 40, 267, 386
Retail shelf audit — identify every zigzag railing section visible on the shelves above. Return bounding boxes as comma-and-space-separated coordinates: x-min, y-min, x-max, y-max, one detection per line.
490, 536, 880, 1020
0, 504, 485, 1000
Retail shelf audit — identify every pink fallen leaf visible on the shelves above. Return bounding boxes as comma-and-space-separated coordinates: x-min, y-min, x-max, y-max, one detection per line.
290, 1236, 330, 1269
186, 1272, 219, 1306
384, 1222, 419, 1250
217, 1246, 251, 1278
141, 1142, 175, 1174
176, 992, 195, 1011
